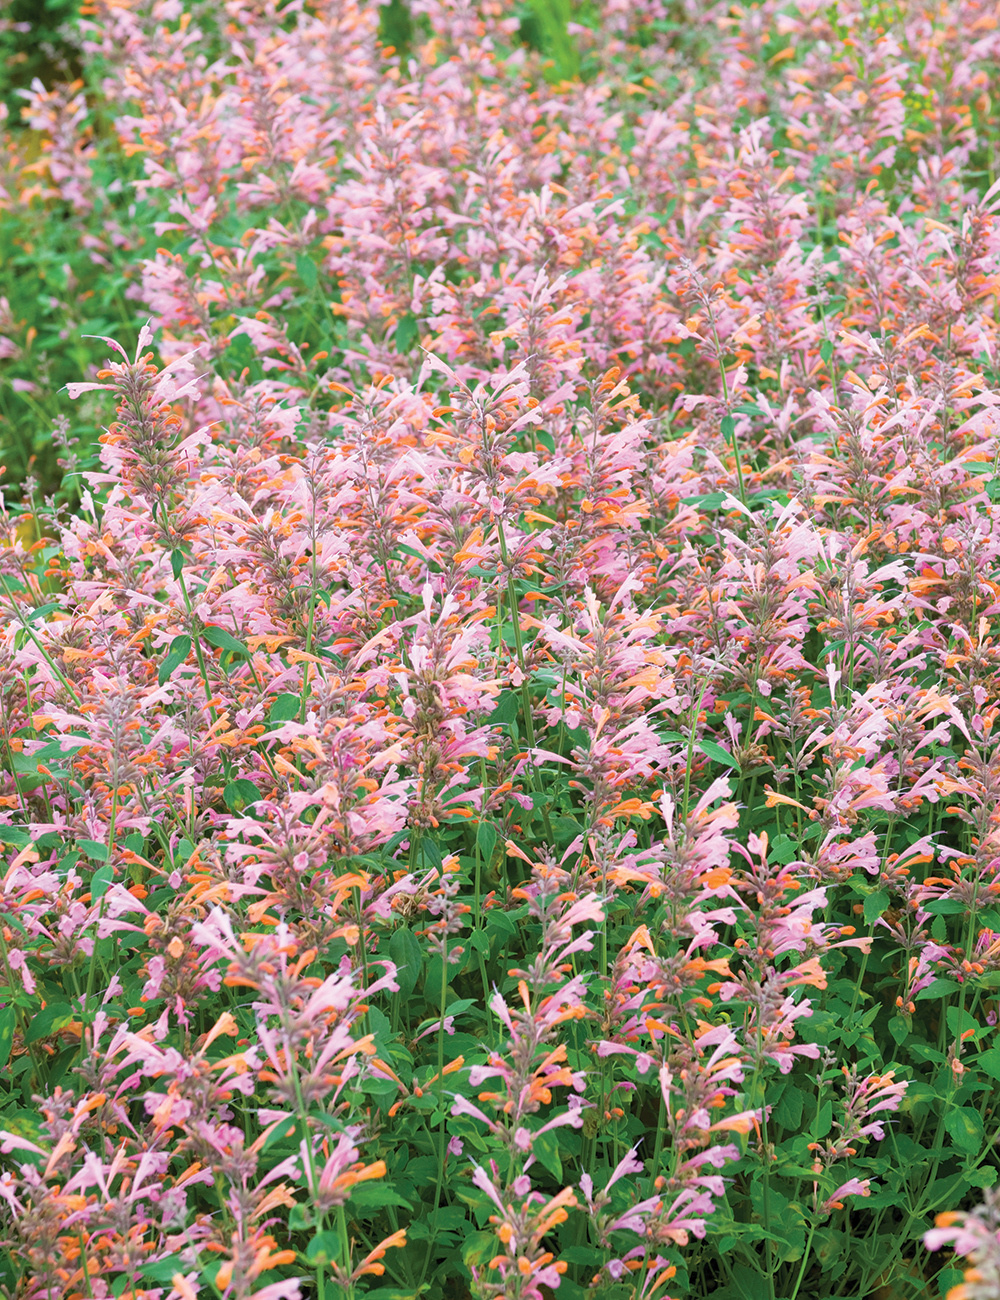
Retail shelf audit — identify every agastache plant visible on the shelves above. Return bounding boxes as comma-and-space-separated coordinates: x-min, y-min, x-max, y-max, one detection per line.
2, 0, 1000, 1297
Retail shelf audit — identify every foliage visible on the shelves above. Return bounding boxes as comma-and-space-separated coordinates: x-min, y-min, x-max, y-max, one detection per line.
0, 2, 1000, 1300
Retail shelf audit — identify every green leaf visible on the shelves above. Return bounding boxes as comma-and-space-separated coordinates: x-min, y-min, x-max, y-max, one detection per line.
944, 1106, 984, 1155
170, 550, 185, 580
820, 339, 834, 363
916, 978, 963, 1000
202, 626, 250, 658
140, 1257, 188, 1286
295, 254, 319, 291
462, 1231, 497, 1268
270, 693, 301, 722
532, 1129, 562, 1181
288, 1204, 311, 1231
947, 1005, 979, 1038
395, 313, 419, 353
925, 898, 966, 915
389, 926, 423, 999
486, 910, 517, 939
262, 1118, 299, 1151
768, 834, 799, 865
562, 1246, 604, 1265
680, 491, 728, 510
773, 1084, 805, 1131
731, 1264, 770, 1300
24, 602, 62, 624
0, 1006, 15, 1069
361, 1075, 398, 1101
79, 840, 109, 863
223, 333, 262, 382
436, 1205, 470, 1234
721, 414, 736, 441
476, 821, 497, 861
0, 827, 29, 849
158, 634, 191, 686
887, 1014, 909, 1045
697, 739, 739, 770
489, 691, 520, 725
977, 1047, 1000, 1080
347, 1183, 412, 1211
306, 1230, 342, 1266
223, 779, 260, 813
863, 889, 889, 923
25, 1003, 74, 1043
90, 863, 113, 899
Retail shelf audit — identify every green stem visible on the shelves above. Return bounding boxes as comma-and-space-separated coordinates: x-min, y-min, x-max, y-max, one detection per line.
682, 678, 712, 824
706, 314, 748, 506
337, 1204, 353, 1300
0, 574, 81, 703
175, 570, 217, 721
416, 937, 450, 1293
495, 519, 555, 845
754, 1044, 776, 1300
645, 1082, 667, 1198
81, 785, 118, 1047
300, 589, 318, 723
786, 1222, 817, 1300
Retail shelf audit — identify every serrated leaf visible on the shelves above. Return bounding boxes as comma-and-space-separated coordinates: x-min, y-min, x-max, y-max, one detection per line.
773, 1083, 805, 1130
978, 1047, 1000, 1080
348, 1183, 412, 1211
863, 889, 889, 924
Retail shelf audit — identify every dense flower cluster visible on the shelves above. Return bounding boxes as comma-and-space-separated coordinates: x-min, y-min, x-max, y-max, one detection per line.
2, 0, 1000, 1297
